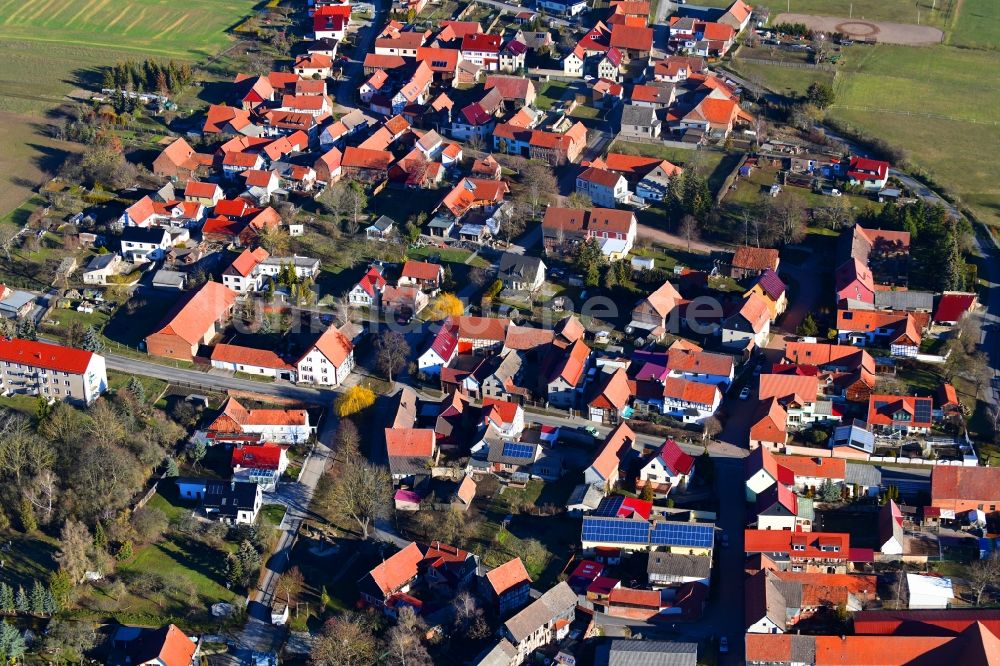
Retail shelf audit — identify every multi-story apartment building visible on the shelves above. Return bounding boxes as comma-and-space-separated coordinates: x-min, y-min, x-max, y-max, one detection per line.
0, 338, 108, 405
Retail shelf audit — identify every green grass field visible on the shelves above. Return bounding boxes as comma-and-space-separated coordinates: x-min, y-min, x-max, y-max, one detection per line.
696, 0, 953, 28
828, 44, 1000, 226
948, 0, 1000, 49
727, 60, 834, 98
0, 0, 257, 57
0, 0, 257, 218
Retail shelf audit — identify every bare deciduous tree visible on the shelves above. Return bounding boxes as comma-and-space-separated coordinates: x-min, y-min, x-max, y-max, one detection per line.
326, 460, 391, 539
24, 469, 60, 525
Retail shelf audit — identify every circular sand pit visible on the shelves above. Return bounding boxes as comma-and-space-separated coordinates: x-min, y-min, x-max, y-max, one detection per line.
834, 21, 880, 38
774, 13, 943, 45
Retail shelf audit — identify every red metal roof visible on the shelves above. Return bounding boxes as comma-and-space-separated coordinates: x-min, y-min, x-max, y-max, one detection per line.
231, 444, 284, 470
0, 337, 93, 374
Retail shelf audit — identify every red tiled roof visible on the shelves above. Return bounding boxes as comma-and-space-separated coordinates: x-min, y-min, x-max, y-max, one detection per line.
590, 367, 632, 411
486, 557, 531, 596
456, 315, 509, 342
227, 247, 269, 277
385, 428, 435, 458
758, 374, 819, 405
308, 325, 353, 367
401, 260, 443, 281
577, 166, 623, 188
549, 338, 590, 387
935, 292, 977, 323
461, 33, 501, 53
744, 530, 849, 560
853, 609, 1000, 636
931, 466, 1000, 504
484, 75, 534, 101
666, 348, 733, 378
658, 439, 695, 475
439, 178, 509, 217
749, 398, 789, 447
482, 398, 520, 427
608, 587, 662, 608
211, 343, 291, 370
183, 181, 219, 199
774, 455, 846, 481
867, 394, 934, 429
663, 377, 718, 406
610, 24, 653, 51
0, 337, 94, 374
342, 147, 394, 170
588, 422, 635, 481
368, 542, 424, 596
733, 245, 779, 271
232, 443, 285, 470
149, 282, 237, 347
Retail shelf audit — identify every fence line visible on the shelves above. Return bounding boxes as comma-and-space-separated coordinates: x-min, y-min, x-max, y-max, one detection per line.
828, 105, 1000, 126
734, 56, 834, 71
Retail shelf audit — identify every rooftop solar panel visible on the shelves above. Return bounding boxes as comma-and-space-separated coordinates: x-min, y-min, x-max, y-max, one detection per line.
581, 517, 650, 545
649, 521, 714, 548
591, 495, 625, 518
914, 399, 932, 423
502, 442, 535, 459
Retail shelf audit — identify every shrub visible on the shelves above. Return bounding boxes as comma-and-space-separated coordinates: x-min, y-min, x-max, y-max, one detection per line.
334, 386, 376, 417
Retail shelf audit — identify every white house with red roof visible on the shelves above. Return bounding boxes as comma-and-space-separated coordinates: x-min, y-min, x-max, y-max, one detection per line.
842, 156, 889, 190
638, 439, 695, 496
296, 324, 355, 387
585, 422, 636, 487
313, 4, 350, 40
461, 33, 502, 70
482, 397, 525, 439
348, 264, 387, 307
399, 260, 445, 290
0, 337, 107, 405
206, 396, 312, 444
231, 443, 289, 491
210, 344, 296, 380
222, 248, 270, 293
744, 445, 794, 502
418, 322, 458, 376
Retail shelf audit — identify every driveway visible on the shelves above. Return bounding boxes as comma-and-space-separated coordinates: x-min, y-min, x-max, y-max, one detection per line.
637, 223, 728, 255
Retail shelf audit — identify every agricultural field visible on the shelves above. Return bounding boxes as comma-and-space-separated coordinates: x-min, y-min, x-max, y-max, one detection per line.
727, 59, 833, 98
0, 0, 257, 57
947, 0, 1000, 49
0, 0, 257, 218
827, 44, 1000, 226
695, 0, 954, 28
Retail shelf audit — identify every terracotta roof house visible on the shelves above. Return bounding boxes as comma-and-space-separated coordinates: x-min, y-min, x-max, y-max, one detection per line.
722, 292, 771, 350
418, 321, 459, 376
145, 282, 236, 361
610, 24, 654, 59
399, 260, 445, 290
455, 315, 511, 353
744, 530, 850, 573
210, 343, 294, 380
153, 138, 211, 180
437, 178, 510, 219
745, 445, 794, 500
483, 557, 532, 615
731, 246, 779, 278
585, 421, 636, 487
348, 265, 387, 308
588, 367, 633, 425
576, 166, 628, 208
206, 397, 311, 445
472, 154, 502, 180
931, 466, 1000, 515
484, 75, 537, 107
357, 542, 425, 609
836, 309, 922, 357
385, 428, 439, 483
637, 439, 695, 495
106, 624, 199, 666
541, 207, 638, 259
545, 338, 591, 409
341, 147, 394, 183
749, 397, 788, 452
295, 324, 355, 387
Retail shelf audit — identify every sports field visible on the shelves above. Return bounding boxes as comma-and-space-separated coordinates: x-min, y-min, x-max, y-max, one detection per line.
0, 0, 257, 218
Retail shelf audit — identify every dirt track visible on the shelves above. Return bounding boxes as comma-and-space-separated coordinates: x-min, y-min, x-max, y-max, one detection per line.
774, 13, 944, 45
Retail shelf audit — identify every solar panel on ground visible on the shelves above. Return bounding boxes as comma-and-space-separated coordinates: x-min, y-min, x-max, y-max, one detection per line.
581, 517, 650, 544
649, 521, 714, 548
502, 442, 535, 459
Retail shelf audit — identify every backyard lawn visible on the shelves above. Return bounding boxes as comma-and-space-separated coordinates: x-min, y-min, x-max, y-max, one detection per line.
535, 81, 572, 110
0, 532, 60, 590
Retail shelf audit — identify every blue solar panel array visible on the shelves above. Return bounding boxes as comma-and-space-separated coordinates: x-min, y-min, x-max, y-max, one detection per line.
581, 517, 651, 544
591, 495, 625, 518
581, 517, 716, 549
914, 398, 933, 424
502, 442, 535, 460
650, 521, 715, 548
